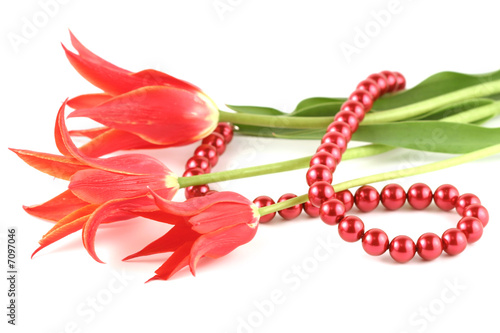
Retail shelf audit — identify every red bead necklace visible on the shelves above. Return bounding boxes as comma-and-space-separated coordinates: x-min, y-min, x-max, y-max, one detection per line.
181, 71, 489, 263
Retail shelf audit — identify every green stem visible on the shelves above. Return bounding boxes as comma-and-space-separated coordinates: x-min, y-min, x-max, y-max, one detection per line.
258, 143, 500, 215
177, 144, 393, 188
218, 80, 500, 128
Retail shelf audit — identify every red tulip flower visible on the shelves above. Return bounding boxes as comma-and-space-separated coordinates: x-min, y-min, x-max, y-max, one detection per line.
11, 101, 179, 258
63, 32, 219, 157
124, 190, 260, 281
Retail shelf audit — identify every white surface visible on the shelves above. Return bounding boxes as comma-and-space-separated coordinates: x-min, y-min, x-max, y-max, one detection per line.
2, 0, 500, 332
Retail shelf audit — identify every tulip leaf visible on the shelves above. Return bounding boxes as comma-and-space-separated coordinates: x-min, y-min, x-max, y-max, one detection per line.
288, 97, 345, 117
416, 99, 494, 121
225, 104, 285, 116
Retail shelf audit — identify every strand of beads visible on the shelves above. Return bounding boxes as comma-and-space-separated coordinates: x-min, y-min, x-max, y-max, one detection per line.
338, 183, 488, 263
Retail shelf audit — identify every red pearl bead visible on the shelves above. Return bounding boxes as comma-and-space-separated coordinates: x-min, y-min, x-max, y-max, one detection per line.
335, 189, 354, 211
389, 235, 416, 263
463, 204, 489, 227
349, 89, 374, 110
340, 100, 366, 121
416, 233, 443, 261
327, 121, 352, 141
356, 78, 381, 99
393, 71, 406, 90
214, 122, 233, 143
367, 73, 389, 95
407, 183, 433, 210
354, 185, 380, 212
185, 184, 210, 199
202, 132, 226, 155
306, 165, 332, 186
334, 110, 360, 132
455, 193, 481, 216
457, 217, 484, 243
338, 216, 364, 242
319, 199, 346, 225
434, 184, 459, 211
308, 181, 335, 207
278, 193, 302, 220
309, 151, 337, 173
362, 228, 389, 256
380, 71, 398, 92
182, 167, 205, 177
303, 201, 320, 217
321, 131, 348, 153
442, 228, 467, 255
380, 183, 406, 210
316, 143, 342, 164
185, 156, 211, 173
253, 196, 276, 223
194, 144, 218, 166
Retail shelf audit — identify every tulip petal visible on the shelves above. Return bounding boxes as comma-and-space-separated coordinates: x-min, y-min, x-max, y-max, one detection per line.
146, 242, 193, 282
69, 169, 171, 204
76, 129, 165, 158
189, 202, 256, 234
69, 127, 110, 139
68, 93, 113, 109
56, 102, 172, 175
10, 148, 87, 180
68, 86, 218, 145
189, 223, 258, 275
123, 224, 199, 261
82, 196, 160, 263
131, 69, 201, 93
23, 190, 89, 221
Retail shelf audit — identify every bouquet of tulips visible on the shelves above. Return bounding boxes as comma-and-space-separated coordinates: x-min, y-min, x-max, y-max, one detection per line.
12, 32, 499, 281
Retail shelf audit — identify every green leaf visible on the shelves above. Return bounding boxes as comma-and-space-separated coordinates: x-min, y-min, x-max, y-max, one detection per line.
289, 97, 345, 117
225, 104, 285, 116
416, 99, 493, 121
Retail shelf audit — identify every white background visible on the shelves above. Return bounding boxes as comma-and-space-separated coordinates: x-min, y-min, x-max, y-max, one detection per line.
2, 0, 500, 332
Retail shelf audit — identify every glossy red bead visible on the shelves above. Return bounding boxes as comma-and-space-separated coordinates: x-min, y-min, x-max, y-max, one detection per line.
253, 196, 276, 223
463, 204, 489, 227
194, 144, 218, 166
455, 193, 481, 216
319, 199, 346, 225
335, 189, 354, 211
367, 73, 389, 94
334, 110, 360, 132
380, 71, 398, 92
434, 184, 459, 211
407, 183, 433, 210
338, 216, 364, 242
185, 156, 211, 173
380, 183, 406, 210
327, 121, 352, 141
309, 151, 337, 173
182, 167, 205, 177
356, 78, 381, 99
457, 217, 484, 243
393, 71, 406, 90
202, 132, 226, 155
308, 181, 335, 207
321, 131, 348, 153
185, 184, 210, 199
362, 228, 389, 256
303, 201, 320, 217
389, 235, 416, 263
349, 89, 374, 110
442, 228, 467, 255
416, 233, 443, 261
214, 122, 234, 143
316, 143, 342, 164
354, 185, 380, 212
278, 193, 302, 220
340, 100, 366, 121
306, 165, 333, 186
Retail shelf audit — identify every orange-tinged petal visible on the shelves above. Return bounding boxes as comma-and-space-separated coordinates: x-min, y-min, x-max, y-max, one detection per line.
123, 224, 199, 261
188, 202, 256, 234
68, 93, 113, 109
10, 148, 87, 180
23, 190, 89, 221
69, 127, 110, 139
146, 242, 193, 282
68, 86, 219, 145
